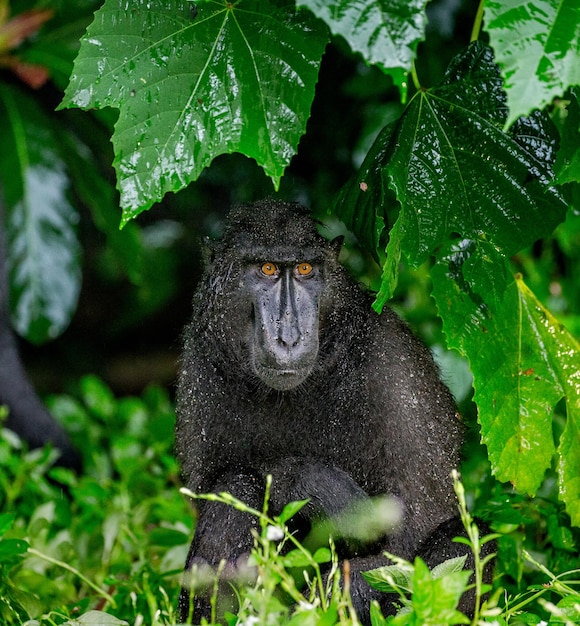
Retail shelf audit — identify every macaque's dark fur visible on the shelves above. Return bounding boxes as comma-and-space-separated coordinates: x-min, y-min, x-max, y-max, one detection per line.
176, 200, 479, 623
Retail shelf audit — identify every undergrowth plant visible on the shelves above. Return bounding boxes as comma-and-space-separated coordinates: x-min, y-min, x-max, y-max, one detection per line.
0, 376, 190, 626
180, 476, 357, 626
1, 377, 580, 625
181, 472, 580, 626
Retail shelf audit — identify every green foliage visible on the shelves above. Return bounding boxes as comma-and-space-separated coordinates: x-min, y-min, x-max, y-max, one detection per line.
180, 482, 357, 625
0, 377, 190, 625
0, 0, 146, 343
1, 381, 580, 624
485, 0, 580, 128
336, 42, 567, 308
432, 266, 580, 521
363, 473, 580, 626
2, 0, 580, 621
555, 87, 580, 185
297, 0, 429, 94
0, 513, 30, 623
378, 557, 472, 625
61, 0, 580, 221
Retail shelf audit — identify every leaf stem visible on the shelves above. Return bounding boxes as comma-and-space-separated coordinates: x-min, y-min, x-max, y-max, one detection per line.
470, 0, 485, 42
411, 61, 421, 91
27, 547, 116, 607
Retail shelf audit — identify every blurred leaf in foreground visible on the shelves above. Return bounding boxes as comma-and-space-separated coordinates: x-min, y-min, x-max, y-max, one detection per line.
0, 84, 81, 344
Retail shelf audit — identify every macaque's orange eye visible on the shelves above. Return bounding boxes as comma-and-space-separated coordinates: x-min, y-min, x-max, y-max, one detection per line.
261, 263, 278, 276
297, 262, 313, 276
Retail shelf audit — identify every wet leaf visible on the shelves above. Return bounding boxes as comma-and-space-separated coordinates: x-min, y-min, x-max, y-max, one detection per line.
60, 0, 328, 221
312, 547, 331, 563
557, 394, 580, 526
485, 0, 580, 128
0, 84, 81, 344
282, 548, 313, 568
336, 42, 567, 311
430, 555, 468, 580
333, 123, 394, 265
432, 252, 580, 523
298, 0, 429, 94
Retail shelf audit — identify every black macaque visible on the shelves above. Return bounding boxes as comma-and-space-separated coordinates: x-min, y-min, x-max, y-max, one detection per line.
176, 200, 488, 623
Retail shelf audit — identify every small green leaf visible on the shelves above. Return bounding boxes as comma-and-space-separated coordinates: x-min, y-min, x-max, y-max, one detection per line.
0, 513, 15, 537
485, 0, 580, 128
430, 555, 468, 580
0, 538, 29, 562
298, 0, 429, 94
361, 562, 414, 593
548, 595, 580, 622
277, 498, 310, 524
282, 548, 313, 568
410, 557, 470, 624
312, 547, 331, 563
61, 0, 328, 219
0, 84, 81, 344
369, 600, 388, 626
80, 375, 116, 421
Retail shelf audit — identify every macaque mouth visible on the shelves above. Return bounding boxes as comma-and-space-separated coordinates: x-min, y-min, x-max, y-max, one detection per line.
253, 363, 313, 390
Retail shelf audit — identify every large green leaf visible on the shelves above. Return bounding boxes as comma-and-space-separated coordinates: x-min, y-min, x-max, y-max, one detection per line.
0, 84, 81, 345
298, 0, 429, 94
60, 0, 328, 222
335, 42, 567, 311
485, 0, 580, 128
432, 251, 580, 524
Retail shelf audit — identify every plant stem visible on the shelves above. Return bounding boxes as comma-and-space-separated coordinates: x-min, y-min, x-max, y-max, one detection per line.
27, 547, 116, 607
411, 61, 421, 91
470, 0, 485, 42
506, 588, 549, 616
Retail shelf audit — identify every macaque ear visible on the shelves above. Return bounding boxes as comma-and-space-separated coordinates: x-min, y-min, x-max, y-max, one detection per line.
330, 235, 345, 257
201, 236, 223, 266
